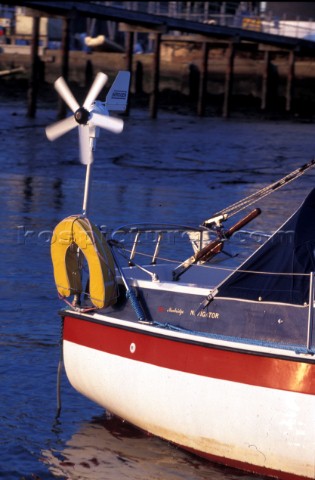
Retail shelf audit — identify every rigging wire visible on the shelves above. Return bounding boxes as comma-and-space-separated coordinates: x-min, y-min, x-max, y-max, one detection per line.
213, 159, 315, 218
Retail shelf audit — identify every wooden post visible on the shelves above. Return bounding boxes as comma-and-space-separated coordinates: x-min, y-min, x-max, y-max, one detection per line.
261, 50, 270, 111
27, 15, 40, 118
125, 31, 134, 115
119, 23, 165, 119
149, 32, 161, 119
197, 42, 208, 116
126, 30, 134, 77
286, 49, 295, 112
223, 41, 235, 118
58, 17, 71, 119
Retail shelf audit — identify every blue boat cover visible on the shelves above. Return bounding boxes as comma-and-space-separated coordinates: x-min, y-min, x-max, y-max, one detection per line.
218, 188, 315, 305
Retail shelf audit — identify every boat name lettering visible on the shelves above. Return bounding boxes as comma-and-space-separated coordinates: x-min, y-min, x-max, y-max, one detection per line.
167, 307, 184, 316
190, 309, 220, 319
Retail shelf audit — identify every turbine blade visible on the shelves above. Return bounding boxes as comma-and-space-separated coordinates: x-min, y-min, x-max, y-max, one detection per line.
54, 77, 80, 112
83, 72, 108, 110
78, 125, 91, 164
45, 116, 77, 141
91, 112, 124, 134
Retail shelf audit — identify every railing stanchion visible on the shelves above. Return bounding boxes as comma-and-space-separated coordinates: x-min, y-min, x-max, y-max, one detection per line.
307, 272, 314, 351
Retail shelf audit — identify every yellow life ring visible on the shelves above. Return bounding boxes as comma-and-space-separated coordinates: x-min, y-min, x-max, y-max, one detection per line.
51, 215, 116, 309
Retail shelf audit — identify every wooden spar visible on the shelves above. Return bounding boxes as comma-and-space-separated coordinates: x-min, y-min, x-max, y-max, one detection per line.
58, 17, 71, 119
173, 208, 261, 281
149, 32, 161, 119
223, 41, 235, 118
27, 15, 40, 118
197, 42, 209, 117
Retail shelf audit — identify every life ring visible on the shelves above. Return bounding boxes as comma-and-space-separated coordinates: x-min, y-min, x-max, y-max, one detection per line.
51, 215, 116, 309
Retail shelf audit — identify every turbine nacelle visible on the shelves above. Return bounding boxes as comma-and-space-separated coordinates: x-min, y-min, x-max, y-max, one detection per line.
74, 107, 90, 125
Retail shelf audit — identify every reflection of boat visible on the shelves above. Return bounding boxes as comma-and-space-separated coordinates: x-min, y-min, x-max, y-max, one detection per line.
46, 72, 315, 480
43, 414, 225, 479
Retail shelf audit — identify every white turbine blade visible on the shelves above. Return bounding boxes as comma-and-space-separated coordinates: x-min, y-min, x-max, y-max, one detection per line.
45, 116, 77, 141
83, 72, 108, 110
78, 125, 91, 164
54, 77, 80, 112
91, 112, 124, 134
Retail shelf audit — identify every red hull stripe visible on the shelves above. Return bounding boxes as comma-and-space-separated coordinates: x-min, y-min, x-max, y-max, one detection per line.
63, 315, 315, 395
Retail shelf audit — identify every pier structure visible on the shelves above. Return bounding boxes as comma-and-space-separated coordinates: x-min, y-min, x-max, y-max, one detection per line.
3, 1, 315, 118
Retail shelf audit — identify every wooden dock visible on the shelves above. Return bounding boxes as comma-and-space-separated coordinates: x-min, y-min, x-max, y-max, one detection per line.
6, 0, 315, 118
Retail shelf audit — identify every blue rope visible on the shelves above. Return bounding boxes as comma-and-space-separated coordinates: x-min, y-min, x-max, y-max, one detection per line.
126, 289, 146, 322
152, 321, 314, 355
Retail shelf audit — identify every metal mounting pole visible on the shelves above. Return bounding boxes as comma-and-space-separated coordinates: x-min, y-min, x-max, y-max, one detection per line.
82, 163, 92, 216
82, 145, 94, 216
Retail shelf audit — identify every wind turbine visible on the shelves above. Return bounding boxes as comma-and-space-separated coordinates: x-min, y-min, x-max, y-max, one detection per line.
46, 71, 130, 215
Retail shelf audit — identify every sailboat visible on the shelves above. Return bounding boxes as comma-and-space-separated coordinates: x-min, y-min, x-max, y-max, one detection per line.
46, 71, 315, 480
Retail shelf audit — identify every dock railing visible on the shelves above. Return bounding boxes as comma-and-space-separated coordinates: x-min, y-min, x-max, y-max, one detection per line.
108, 2, 315, 41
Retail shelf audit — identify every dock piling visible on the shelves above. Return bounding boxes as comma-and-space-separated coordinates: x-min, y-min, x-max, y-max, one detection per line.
149, 32, 161, 119
125, 31, 134, 115
223, 41, 235, 118
27, 15, 40, 118
286, 50, 295, 112
57, 17, 71, 119
197, 42, 209, 116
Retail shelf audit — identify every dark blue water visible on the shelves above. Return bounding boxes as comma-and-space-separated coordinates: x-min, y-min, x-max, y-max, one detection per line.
1, 99, 315, 479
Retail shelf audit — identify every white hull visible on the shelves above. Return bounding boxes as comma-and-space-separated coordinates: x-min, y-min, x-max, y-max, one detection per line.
63, 335, 315, 479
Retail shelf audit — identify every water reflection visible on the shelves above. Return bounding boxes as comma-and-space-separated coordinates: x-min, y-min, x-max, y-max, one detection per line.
1, 175, 65, 221
43, 413, 263, 480
52, 178, 64, 211
23, 176, 33, 203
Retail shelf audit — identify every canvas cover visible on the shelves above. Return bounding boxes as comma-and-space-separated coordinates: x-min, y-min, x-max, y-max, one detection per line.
218, 188, 315, 305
